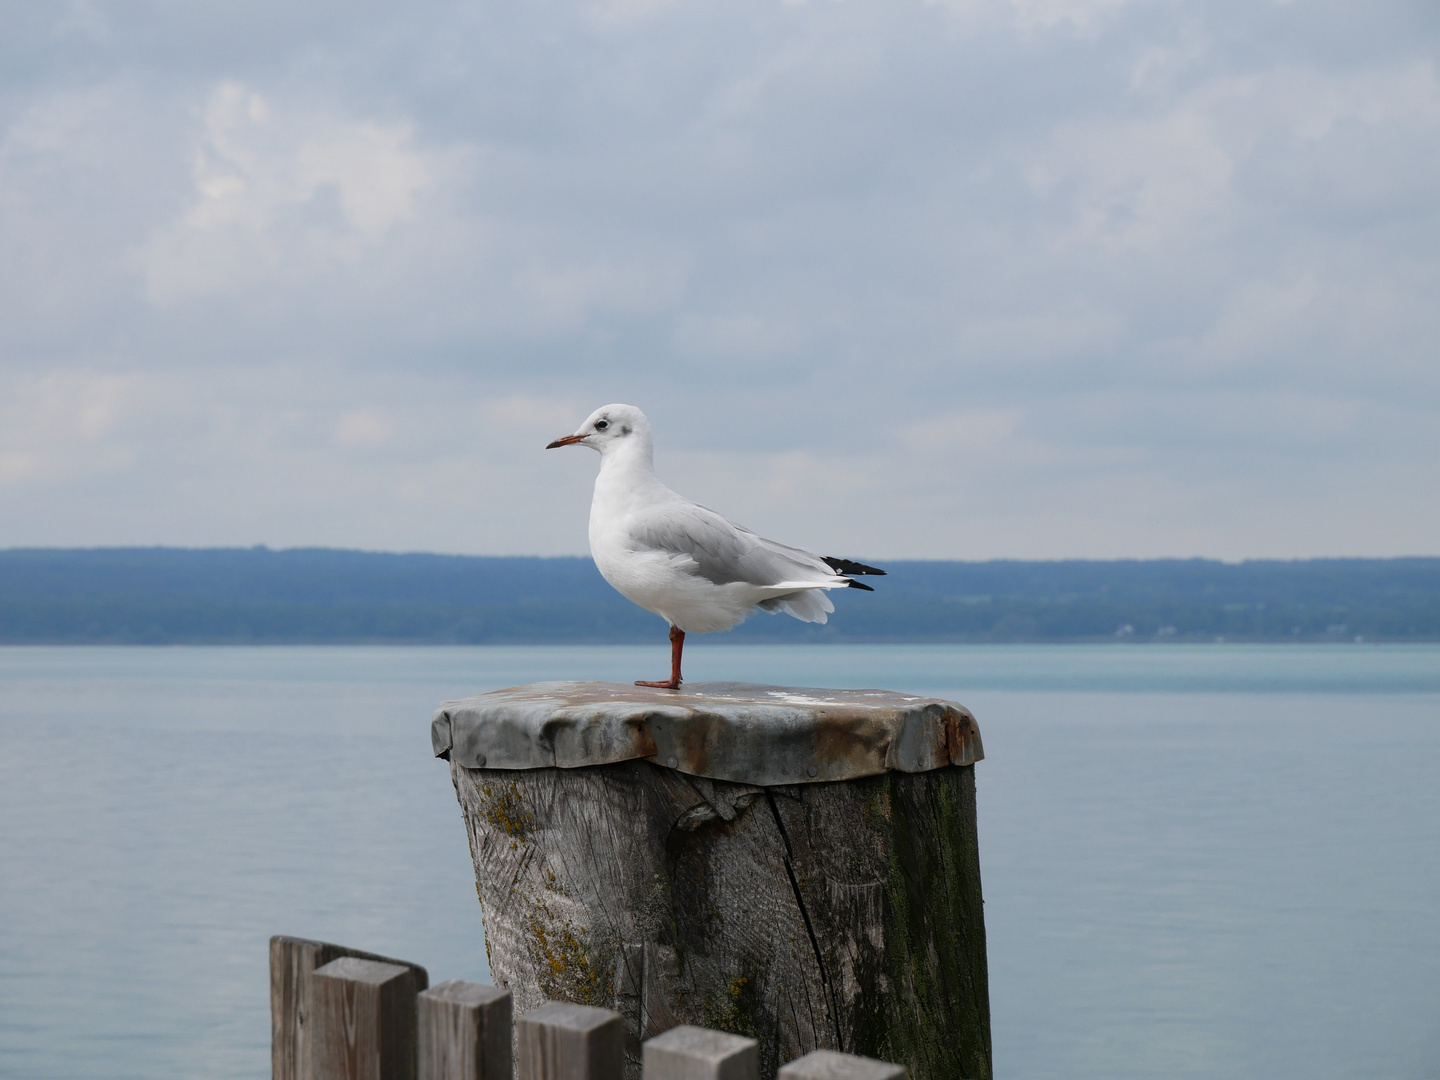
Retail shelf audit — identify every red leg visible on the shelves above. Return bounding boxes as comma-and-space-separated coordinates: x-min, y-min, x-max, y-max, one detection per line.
636, 625, 684, 690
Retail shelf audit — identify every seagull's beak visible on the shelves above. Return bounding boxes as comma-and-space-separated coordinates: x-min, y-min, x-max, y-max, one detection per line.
545, 433, 588, 449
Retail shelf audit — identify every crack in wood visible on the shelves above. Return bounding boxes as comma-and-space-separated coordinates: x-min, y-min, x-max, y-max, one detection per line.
765, 791, 843, 1052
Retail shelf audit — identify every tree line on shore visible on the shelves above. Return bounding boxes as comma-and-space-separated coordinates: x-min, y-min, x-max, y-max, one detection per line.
0, 547, 1436, 644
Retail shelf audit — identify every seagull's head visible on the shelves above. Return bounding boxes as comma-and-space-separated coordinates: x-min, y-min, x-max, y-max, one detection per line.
546, 404, 651, 455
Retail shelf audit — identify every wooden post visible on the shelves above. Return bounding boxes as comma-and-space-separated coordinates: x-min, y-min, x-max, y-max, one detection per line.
778, 1050, 906, 1080
272, 936, 429, 1080
417, 980, 513, 1080
436, 682, 990, 1080
642, 1025, 758, 1080
312, 957, 423, 1080
516, 1002, 626, 1080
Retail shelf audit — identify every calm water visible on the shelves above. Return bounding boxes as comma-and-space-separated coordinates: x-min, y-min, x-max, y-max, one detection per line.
1, 644, 1437, 1080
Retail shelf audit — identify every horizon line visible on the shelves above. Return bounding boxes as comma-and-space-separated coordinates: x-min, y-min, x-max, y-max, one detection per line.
2, 545, 1439, 564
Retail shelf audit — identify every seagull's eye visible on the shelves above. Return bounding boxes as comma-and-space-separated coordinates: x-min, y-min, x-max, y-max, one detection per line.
594, 419, 609, 431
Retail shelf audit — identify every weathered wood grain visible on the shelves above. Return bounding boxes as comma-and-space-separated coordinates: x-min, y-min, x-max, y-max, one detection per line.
417, 980, 512, 1080
771, 768, 990, 1078
449, 760, 990, 1080
642, 1024, 759, 1080
271, 936, 430, 1080
515, 1001, 626, 1080
311, 957, 422, 1080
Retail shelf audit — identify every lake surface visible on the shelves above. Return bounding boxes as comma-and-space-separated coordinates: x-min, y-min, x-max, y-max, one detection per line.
1, 644, 1437, 1079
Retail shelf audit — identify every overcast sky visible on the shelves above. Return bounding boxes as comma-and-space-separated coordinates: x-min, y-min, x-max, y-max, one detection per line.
1, 0, 1436, 559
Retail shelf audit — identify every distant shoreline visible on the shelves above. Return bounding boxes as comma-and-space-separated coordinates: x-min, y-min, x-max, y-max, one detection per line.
0, 640, 1432, 648
2, 548, 1436, 645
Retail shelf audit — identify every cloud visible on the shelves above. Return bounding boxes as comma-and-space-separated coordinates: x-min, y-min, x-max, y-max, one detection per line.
334, 408, 394, 448
0, 0, 1436, 556
137, 82, 442, 303
482, 395, 587, 432
922, 0, 1136, 33
0, 371, 156, 486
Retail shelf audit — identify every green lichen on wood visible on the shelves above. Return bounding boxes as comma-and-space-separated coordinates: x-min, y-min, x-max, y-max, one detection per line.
845, 768, 991, 1080
479, 781, 532, 840
525, 893, 610, 1005
702, 970, 760, 1037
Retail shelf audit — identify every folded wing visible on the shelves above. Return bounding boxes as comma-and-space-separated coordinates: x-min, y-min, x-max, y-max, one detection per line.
629, 501, 853, 623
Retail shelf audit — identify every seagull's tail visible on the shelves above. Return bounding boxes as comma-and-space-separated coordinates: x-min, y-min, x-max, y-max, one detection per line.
767, 578, 851, 593
822, 556, 886, 577
820, 556, 884, 592
759, 566, 881, 622
759, 587, 837, 624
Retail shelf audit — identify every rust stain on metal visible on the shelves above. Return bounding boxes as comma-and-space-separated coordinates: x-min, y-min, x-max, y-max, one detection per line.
433, 681, 983, 786
946, 710, 985, 766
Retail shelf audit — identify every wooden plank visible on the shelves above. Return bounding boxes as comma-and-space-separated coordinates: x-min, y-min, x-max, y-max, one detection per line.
777, 1050, 906, 1080
312, 956, 421, 1080
516, 1001, 625, 1080
417, 980, 512, 1080
642, 1025, 758, 1080
271, 937, 429, 1080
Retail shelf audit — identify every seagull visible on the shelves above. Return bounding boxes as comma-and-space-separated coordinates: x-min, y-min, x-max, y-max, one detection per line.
546, 404, 884, 689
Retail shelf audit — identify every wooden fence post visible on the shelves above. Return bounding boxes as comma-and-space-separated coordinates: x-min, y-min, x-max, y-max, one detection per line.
642, 1025, 758, 1080
272, 936, 429, 1080
516, 1002, 625, 1080
312, 956, 422, 1080
778, 1050, 906, 1080
417, 980, 513, 1080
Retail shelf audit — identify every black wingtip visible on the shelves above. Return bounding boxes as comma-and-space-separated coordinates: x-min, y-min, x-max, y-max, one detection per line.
844, 578, 875, 591
823, 556, 886, 577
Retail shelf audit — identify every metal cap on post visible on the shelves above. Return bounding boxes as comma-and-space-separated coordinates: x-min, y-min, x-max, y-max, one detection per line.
418, 980, 513, 1080
433, 681, 982, 782
777, 1050, 907, 1080
312, 956, 422, 1080
642, 1025, 759, 1080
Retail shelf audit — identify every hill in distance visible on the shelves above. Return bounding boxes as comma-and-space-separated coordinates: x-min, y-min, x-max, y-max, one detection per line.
0, 547, 1436, 644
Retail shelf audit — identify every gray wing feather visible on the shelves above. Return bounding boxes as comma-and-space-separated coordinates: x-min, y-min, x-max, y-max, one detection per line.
630, 502, 832, 587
